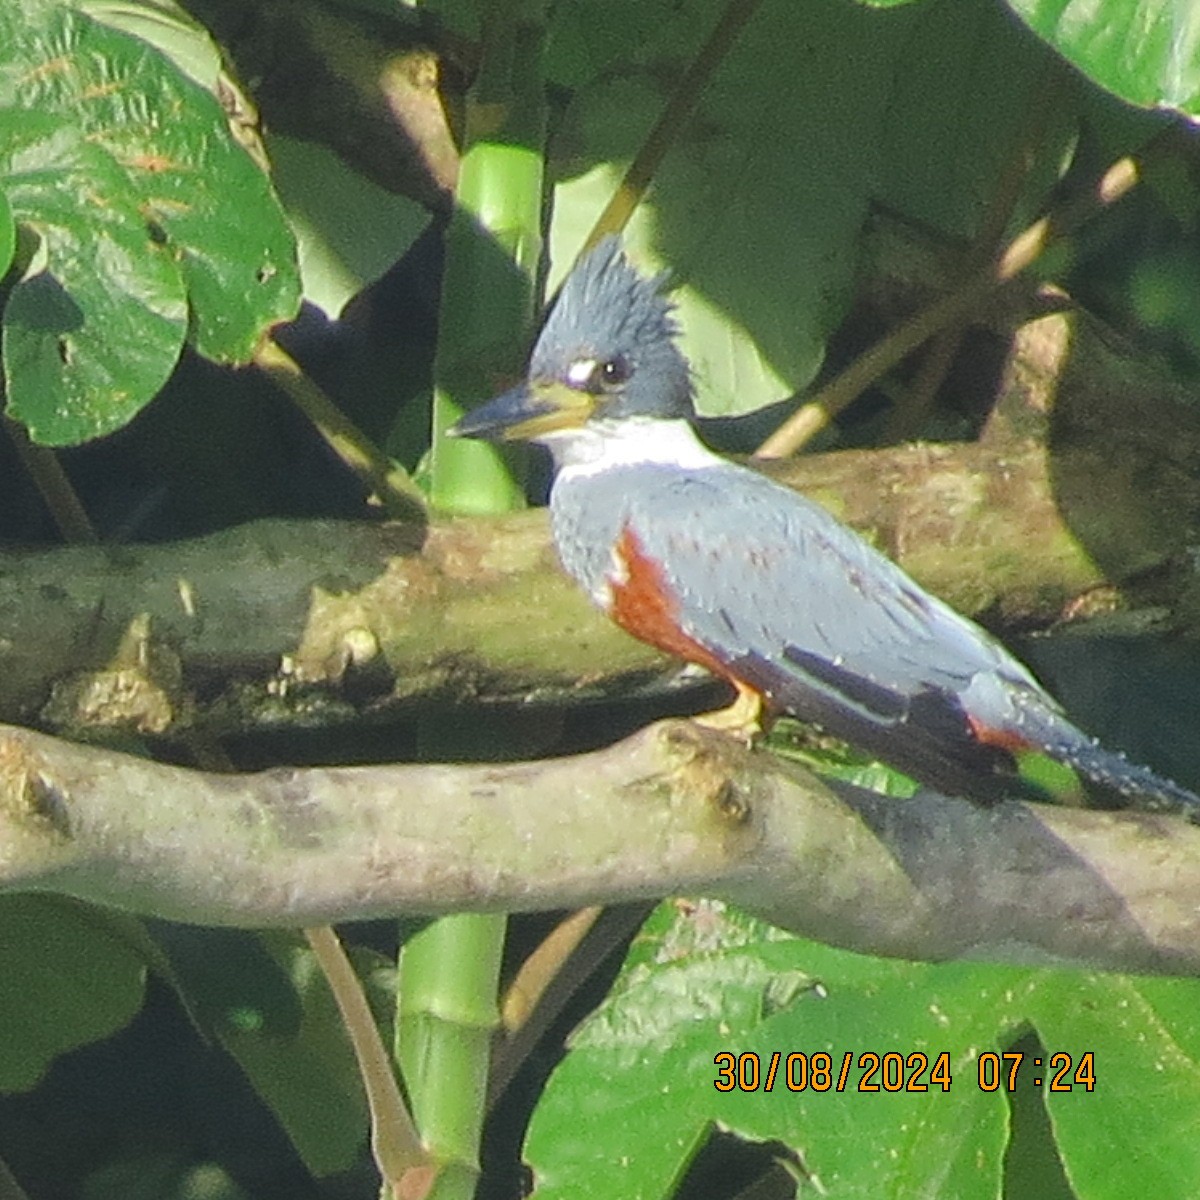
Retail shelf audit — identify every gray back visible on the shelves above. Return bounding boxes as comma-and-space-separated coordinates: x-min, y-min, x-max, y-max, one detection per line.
550, 460, 1051, 726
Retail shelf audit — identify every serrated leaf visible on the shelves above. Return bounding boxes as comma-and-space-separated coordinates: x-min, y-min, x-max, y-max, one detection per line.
1034, 976, 1200, 1197
0, 110, 189, 445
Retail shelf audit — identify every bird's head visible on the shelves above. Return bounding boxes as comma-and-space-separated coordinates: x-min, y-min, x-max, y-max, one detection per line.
449, 237, 693, 446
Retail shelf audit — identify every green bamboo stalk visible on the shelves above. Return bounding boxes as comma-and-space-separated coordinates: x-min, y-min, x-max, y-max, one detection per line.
426, 3, 546, 515
394, 4, 549, 1198
395, 912, 507, 1195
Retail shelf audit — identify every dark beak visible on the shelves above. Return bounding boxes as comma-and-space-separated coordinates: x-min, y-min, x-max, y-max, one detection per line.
447, 380, 594, 443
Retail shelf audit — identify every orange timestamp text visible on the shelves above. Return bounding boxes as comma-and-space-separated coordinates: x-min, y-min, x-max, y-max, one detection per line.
714, 1050, 1096, 1093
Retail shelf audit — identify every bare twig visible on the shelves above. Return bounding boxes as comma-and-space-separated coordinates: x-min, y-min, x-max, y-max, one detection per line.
756, 154, 1143, 458
254, 335, 426, 521
304, 926, 430, 1193
584, 0, 764, 249
3, 416, 96, 544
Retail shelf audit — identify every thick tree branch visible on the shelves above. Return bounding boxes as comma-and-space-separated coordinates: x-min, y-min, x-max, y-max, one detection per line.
2, 721, 1197, 975
5, 299, 1198, 740
0, 441, 1164, 741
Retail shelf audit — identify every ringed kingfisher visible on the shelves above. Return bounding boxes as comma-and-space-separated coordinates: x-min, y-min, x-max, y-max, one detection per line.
450, 237, 1199, 814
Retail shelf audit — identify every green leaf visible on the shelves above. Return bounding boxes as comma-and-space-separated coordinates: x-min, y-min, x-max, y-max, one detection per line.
149, 925, 373, 1179
1036, 976, 1200, 1197
1006, 0, 1200, 116
545, 0, 676, 88
0, 1, 299, 445
873, 0, 1077, 243
76, 0, 224, 92
546, 0, 1076, 418
764, 719, 922, 796
0, 894, 147, 1093
548, 0, 889, 417
0, 110, 189, 445
0, 184, 14, 279
527, 902, 1200, 1199
266, 131, 429, 320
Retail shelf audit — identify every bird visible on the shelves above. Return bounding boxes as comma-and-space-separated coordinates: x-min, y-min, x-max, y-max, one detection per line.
449, 235, 1199, 815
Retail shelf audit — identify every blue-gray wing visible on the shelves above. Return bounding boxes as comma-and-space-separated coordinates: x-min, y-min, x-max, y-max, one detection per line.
619, 465, 1032, 690
555, 458, 1200, 808
610, 462, 1057, 795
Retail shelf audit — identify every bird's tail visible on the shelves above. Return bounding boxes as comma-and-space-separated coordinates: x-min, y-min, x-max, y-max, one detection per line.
1023, 708, 1200, 820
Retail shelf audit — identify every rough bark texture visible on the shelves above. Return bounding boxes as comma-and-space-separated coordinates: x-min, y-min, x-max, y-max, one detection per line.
1, 719, 1197, 976
3, 423, 1196, 741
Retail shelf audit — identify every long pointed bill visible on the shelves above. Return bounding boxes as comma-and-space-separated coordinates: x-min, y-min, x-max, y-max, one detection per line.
447, 381, 595, 443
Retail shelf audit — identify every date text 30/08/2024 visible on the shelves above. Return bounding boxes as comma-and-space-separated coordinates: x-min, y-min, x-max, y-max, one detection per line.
714, 1050, 1096, 1093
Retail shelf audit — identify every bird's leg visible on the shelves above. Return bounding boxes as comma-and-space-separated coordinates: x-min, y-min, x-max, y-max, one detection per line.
694, 680, 765, 742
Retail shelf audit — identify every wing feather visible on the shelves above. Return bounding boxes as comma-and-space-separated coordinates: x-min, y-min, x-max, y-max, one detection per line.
624, 466, 1033, 694
602, 463, 1054, 796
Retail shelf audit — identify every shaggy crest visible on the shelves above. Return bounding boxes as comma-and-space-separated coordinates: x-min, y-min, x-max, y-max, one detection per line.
530, 237, 694, 419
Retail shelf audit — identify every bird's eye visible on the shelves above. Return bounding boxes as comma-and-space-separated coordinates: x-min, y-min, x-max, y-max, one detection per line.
597, 356, 630, 390
565, 355, 632, 394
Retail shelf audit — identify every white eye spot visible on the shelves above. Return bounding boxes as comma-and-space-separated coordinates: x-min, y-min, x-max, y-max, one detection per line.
566, 358, 597, 387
